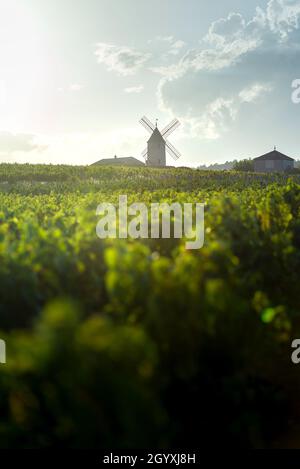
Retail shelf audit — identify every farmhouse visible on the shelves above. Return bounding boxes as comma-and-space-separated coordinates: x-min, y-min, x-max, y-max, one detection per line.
92, 155, 144, 167
253, 148, 295, 173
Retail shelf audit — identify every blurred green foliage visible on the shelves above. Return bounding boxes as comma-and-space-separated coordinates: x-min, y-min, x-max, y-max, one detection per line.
233, 159, 254, 172
0, 164, 299, 448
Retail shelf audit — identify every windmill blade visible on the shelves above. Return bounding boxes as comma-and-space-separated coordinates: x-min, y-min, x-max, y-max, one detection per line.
139, 119, 153, 134
161, 119, 177, 136
166, 145, 180, 161
142, 115, 156, 131
161, 119, 180, 139
141, 148, 148, 159
139, 116, 155, 134
165, 140, 181, 161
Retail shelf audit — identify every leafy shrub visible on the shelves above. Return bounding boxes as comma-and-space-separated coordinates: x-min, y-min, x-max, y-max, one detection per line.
0, 165, 299, 448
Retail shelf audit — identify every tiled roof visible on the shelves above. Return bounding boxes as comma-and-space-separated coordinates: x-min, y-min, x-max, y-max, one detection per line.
253, 150, 294, 161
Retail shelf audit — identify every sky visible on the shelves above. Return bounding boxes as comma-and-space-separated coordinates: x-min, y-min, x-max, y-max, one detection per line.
1, 0, 300, 166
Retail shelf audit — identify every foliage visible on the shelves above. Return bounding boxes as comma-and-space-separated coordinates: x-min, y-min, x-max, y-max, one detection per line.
233, 159, 255, 172
0, 164, 299, 448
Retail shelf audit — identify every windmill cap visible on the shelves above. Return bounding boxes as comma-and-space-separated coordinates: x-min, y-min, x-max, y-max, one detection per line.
147, 127, 164, 142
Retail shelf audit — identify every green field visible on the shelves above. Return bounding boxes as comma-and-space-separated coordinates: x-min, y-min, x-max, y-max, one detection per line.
0, 164, 300, 448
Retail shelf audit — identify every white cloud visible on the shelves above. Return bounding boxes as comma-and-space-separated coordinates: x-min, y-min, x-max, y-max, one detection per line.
155, 0, 300, 140
95, 42, 151, 76
267, 0, 300, 38
204, 12, 247, 46
124, 84, 144, 93
177, 82, 272, 140
182, 98, 237, 140
169, 40, 186, 55
57, 84, 84, 93
239, 83, 273, 102
0, 127, 146, 165
0, 131, 46, 155
149, 36, 186, 55
69, 83, 84, 91
148, 36, 174, 44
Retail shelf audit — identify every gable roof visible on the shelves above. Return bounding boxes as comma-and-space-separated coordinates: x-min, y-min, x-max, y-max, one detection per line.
253, 150, 295, 161
91, 157, 145, 167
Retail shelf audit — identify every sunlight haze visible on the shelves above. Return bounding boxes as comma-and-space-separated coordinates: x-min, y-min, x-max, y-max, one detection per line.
1, 0, 300, 166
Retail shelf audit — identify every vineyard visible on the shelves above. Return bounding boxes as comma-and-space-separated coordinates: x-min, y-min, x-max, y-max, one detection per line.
0, 163, 300, 448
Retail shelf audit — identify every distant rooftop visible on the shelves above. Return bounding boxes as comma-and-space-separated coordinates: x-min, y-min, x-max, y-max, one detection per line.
253, 149, 295, 161
91, 156, 145, 167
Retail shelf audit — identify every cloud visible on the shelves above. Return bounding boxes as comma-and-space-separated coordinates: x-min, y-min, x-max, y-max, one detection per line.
57, 83, 84, 93
69, 83, 83, 91
181, 98, 237, 140
0, 126, 148, 165
267, 0, 300, 38
148, 36, 174, 43
124, 84, 144, 93
155, 0, 300, 140
239, 83, 273, 103
7, 128, 146, 165
95, 43, 151, 76
0, 132, 46, 155
148, 36, 186, 56
169, 40, 186, 55
178, 83, 272, 141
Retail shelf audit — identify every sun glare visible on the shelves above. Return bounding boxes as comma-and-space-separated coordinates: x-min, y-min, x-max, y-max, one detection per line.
0, 1, 51, 133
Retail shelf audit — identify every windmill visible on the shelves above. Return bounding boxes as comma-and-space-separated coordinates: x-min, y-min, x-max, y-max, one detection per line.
139, 116, 181, 167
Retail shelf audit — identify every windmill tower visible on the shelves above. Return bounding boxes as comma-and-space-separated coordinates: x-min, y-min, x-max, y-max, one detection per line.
139, 116, 181, 167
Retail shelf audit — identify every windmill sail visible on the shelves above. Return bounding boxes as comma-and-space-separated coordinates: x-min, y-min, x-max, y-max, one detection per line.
139, 116, 155, 133
141, 148, 148, 159
161, 119, 180, 139
165, 140, 181, 160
